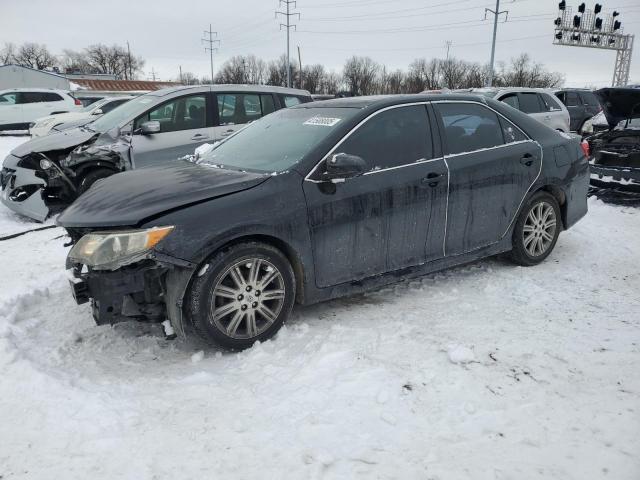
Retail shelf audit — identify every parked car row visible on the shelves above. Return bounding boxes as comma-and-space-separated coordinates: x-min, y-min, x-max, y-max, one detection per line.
1, 84, 313, 220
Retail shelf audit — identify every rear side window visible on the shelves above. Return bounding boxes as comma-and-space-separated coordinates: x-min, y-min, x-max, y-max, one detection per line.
282, 95, 303, 107
500, 93, 519, 110
540, 93, 562, 111
436, 103, 504, 155
499, 117, 527, 143
518, 93, 544, 114
565, 91, 580, 106
261, 94, 276, 116
18, 92, 46, 103
41, 92, 63, 102
579, 91, 600, 107
337, 105, 432, 170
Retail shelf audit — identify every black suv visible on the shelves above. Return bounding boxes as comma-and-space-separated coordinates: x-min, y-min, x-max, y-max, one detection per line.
554, 89, 602, 132
58, 94, 589, 350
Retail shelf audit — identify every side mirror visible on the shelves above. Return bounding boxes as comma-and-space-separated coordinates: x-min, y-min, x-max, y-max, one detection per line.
140, 120, 160, 135
91, 108, 103, 115
323, 153, 369, 181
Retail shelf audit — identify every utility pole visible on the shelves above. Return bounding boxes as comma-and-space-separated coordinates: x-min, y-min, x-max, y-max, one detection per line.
126, 41, 132, 80
202, 24, 220, 84
445, 40, 452, 61
179, 65, 183, 84
297, 45, 303, 89
148, 67, 157, 81
484, 0, 509, 87
276, 0, 300, 88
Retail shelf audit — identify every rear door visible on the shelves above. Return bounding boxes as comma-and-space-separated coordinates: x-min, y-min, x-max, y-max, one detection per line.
433, 101, 541, 255
303, 104, 448, 287
562, 91, 584, 131
131, 92, 213, 167
212, 92, 277, 141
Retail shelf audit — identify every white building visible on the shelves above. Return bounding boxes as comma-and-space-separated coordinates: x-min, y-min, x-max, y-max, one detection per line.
0, 64, 70, 90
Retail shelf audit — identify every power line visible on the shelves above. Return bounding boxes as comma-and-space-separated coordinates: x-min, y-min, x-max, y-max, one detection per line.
202, 24, 220, 83
276, 0, 300, 88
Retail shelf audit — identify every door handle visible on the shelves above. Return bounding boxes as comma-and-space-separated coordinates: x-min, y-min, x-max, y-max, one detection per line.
520, 153, 534, 167
191, 133, 208, 141
421, 172, 443, 187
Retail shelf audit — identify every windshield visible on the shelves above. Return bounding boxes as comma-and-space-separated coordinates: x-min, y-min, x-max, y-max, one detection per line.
89, 95, 159, 132
199, 107, 357, 172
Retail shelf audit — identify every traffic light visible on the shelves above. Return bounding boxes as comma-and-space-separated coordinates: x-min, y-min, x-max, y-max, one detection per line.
572, 34, 581, 41
590, 35, 600, 43
578, 2, 586, 13
594, 3, 602, 14
612, 11, 620, 17
554, 17, 562, 26
555, 32, 563, 40
595, 17, 603, 29
613, 20, 621, 30
558, 1, 566, 10
573, 15, 581, 27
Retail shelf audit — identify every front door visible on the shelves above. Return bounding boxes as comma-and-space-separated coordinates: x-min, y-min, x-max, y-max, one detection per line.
303, 104, 448, 288
131, 93, 213, 168
0, 91, 22, 126
433, 101, 542, 256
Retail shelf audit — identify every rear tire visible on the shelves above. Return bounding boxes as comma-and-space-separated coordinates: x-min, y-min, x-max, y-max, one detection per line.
509, 191, 561, 266
77, 168, 115, 194
188, 242, 296, 350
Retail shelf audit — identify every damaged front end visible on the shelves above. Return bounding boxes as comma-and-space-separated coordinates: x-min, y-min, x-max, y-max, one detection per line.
1, 127, 132, 221
64, 226, 195, 336
587, 87, 640, 194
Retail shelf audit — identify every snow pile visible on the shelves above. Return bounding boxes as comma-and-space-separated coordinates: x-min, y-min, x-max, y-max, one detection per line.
0, 136, 638, 479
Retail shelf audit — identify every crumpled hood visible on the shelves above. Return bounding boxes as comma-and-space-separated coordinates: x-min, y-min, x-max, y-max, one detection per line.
595, 87, 640, 129
57, 161, 270, 228
11, 127, 97, 157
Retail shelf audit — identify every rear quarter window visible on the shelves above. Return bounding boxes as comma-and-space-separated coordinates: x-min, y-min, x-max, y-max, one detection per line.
579, 91, 600, 107
518, 93, 544, 114
436, 102, 505, 155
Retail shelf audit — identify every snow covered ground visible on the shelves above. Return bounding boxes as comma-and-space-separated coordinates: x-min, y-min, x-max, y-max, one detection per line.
0, 136, 639, 479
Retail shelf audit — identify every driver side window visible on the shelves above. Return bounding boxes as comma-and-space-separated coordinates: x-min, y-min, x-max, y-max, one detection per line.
135, 95, 207, 133
335, 105, 432, 171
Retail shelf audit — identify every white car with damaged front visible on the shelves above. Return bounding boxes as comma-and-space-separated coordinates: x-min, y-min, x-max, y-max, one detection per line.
30, 96, 135, 137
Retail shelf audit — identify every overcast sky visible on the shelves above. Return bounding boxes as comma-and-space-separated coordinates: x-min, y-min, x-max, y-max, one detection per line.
3, 0, 640, 87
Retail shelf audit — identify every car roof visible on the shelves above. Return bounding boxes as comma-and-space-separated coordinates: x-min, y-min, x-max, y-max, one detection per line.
293, 93, 494, 109
149, 84, 311, 97
0, 88, 71, 94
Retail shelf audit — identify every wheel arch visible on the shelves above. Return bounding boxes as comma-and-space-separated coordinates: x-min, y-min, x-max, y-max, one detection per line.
73, 161, 120, 180
532, 184, 567, 228
190, 233, 307, 305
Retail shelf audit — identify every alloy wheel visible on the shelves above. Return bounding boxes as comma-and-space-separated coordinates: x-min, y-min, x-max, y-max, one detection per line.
522, 201, 557, 257
210, 258, 286, 339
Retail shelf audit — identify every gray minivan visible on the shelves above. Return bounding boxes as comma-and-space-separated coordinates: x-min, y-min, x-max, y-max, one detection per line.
1, 85, 312, 220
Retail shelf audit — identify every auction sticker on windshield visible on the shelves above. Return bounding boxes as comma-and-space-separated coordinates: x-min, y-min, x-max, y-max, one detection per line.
303, 116, 341, 127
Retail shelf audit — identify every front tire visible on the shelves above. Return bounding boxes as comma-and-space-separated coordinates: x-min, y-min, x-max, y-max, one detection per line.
77, 168, 115, 195
509, 191, 561, 266
188, 242, 296, 350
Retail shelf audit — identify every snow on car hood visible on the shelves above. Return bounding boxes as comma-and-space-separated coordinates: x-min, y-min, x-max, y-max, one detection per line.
595, 87, 640, 129
11, 126, 97, 157
57, 161, 271, 228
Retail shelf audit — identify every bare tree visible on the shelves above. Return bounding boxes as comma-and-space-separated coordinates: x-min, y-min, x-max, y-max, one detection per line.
343, 56, 380, 96
13, 43, 56, 70
1, 42, 16, 65
215, 55, 266, 85
497, 54, 564, 88
82, 44, 144, 79
267, 54, 299, 87
301, 64, 326, 93
180, 71, 201, 85
406, 59, 440, 93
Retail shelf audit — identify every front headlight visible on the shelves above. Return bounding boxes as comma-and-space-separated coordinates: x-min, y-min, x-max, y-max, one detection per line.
68, 226, 174, 270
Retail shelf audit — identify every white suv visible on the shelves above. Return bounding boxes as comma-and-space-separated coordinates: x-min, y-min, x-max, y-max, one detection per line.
466, 87, 571, 132
0, 88, 82, 132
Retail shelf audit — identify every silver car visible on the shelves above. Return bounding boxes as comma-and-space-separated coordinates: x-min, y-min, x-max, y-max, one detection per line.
465, 87, 571, 132
1, 84, 312, 221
